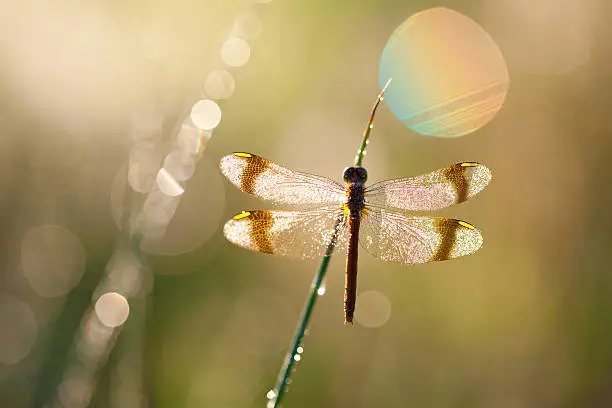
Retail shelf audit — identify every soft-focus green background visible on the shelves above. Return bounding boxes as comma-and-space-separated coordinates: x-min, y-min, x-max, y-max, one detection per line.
1, 0, 611, 407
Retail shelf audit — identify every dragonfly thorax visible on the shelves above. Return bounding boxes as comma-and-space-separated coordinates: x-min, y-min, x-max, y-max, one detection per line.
344, 167, 367, 220
343, 166, 367, 184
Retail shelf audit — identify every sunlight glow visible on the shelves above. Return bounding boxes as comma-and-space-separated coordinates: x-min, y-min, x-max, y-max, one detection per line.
177, 124, 211, 155
163, 151, 196, 182
483, 0, 591, 74
0, 293, 37, 365
355, 290, 392, 328
58, 377, 93, 408
220, 37, 251, 67
156, 168, 185, 197
21, 225, 86, 297
128, 142, 163, 194
232, 12, 263, 40
130, 107, 164, 142
95, 292, 130, 328
205, 70, 235, 100
190, 100, 222, 130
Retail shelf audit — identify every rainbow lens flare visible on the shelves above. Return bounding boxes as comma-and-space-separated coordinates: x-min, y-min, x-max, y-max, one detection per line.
379, 7, 509, 138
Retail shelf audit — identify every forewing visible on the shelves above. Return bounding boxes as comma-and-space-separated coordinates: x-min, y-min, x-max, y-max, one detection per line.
223, 208, 348, 259
365, 162, 491, 211
220, 153, 346, 205
360, 207, 483, 264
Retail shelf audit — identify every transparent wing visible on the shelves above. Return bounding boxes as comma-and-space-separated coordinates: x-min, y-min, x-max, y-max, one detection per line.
223, 207, 348, 259
365, 162, 491, 211
220, 153, 346, 205
359, 207, 483, 264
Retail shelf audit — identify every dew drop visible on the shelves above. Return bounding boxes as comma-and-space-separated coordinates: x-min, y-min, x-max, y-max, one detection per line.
296, 346, 304, 354
266, 390, 277, 400
293, 354, 301, 362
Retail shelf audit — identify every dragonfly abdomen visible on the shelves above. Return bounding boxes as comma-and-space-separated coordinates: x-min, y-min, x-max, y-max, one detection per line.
345, 214, 360, 324
344, 180, 366, 325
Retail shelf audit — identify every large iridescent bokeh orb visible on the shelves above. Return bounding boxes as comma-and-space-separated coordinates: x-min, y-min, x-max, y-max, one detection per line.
379, 7, 509, 137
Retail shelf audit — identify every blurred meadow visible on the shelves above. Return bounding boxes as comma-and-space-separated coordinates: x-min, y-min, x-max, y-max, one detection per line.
0, 0, 611, 407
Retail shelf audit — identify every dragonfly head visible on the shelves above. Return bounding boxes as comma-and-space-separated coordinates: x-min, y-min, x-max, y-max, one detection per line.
343, 166, 367, 184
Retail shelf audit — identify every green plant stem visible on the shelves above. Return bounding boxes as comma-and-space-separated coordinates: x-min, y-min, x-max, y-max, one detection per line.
271, 79, 391, 407
271, 219, 341, 408
355, 77, 393, 167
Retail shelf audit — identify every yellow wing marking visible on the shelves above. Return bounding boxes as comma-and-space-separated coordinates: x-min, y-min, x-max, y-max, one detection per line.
225, 210, 275, 254
233, 211, 251, 220
458, 220, 475, 230
234, 152, 252, 158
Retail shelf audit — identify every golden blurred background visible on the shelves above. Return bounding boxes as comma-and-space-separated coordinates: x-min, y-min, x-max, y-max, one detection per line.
0, 0, 609, 407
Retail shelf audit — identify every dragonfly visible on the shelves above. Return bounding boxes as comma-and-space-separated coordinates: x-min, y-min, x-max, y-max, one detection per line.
220, 93, 492, 326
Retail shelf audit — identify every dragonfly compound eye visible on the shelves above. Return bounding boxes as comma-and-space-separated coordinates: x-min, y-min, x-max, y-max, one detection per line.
343, 167, 367, 183
358, 167, 368, 183
342, 167, 352, 183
